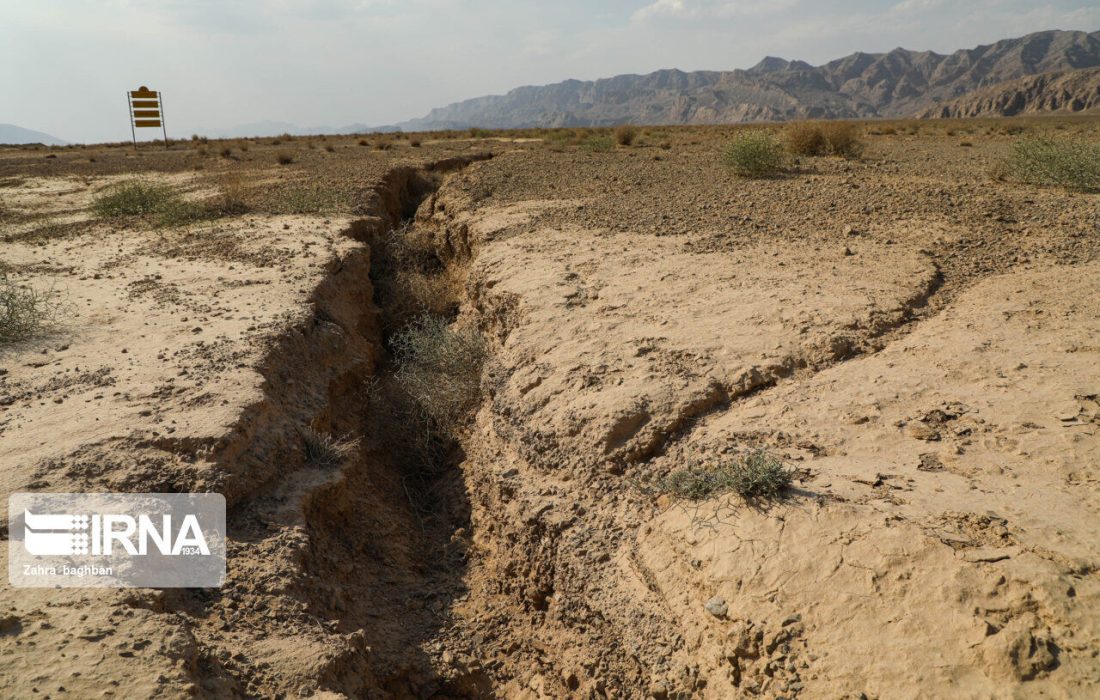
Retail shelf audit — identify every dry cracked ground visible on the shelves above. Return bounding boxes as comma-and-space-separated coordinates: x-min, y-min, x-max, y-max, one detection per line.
1, 120, 1099, 699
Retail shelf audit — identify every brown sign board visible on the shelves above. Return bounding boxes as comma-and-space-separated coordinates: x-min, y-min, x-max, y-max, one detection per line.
127, 86, 167, 147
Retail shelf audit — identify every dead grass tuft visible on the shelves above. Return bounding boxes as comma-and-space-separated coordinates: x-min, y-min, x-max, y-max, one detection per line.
301, 426, 360, 468
660, 450, 794, 502
0, 273, 61, 345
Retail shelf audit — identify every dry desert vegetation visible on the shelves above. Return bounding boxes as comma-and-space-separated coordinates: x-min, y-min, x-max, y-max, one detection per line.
1, 118, 1099, 698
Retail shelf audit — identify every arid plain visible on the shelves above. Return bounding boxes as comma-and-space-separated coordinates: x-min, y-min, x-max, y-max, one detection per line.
1, 119, 1098, 698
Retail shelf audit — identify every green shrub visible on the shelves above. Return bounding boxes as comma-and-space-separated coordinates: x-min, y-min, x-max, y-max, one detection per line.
1003, 137, 1100, 192
392, 315, 486, 434
581, 134, 614, 153
92, 179, 246, 225
0, 274, 60, 344
660, 450, 794, 502
723, 130, 785, 177
92, 181, 179, 218
276, 182, 344, 214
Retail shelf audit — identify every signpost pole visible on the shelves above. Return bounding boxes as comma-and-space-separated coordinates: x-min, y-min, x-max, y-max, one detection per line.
127, 92, 137, 148
158, 92, 168, 150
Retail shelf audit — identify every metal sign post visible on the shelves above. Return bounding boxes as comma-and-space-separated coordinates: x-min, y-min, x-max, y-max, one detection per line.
128, 86, 168, 149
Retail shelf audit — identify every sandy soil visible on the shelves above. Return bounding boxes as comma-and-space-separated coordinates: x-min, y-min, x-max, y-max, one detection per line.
1, 121, 1098, 698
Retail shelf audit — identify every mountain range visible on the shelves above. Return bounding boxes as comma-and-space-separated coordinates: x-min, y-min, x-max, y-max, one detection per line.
0, 124, 67, 146
389, 29, 1100, 130
920, 66, 1100, 118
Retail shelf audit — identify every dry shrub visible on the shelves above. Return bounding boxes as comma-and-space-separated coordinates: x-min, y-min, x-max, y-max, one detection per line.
614, 125, 638, 146
276, 152, 294, 165
374, 224, 459, 329
392, 315, 486, 435
820, 123, 864, 159
389, 270, 461, 322
209, 174, 249, 216
790, 122, 865, 158
785, 122, 828, 156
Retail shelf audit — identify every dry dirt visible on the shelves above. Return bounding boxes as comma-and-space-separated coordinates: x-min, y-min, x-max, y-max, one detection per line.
1, 121, 1098, 699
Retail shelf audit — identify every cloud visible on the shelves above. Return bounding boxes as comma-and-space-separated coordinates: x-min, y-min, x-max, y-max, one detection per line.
890, 0, 948, 14
632, 0, 799, 23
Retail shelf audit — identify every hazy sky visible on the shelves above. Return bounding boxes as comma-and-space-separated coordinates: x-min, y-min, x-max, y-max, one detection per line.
3, 0, 1099, 143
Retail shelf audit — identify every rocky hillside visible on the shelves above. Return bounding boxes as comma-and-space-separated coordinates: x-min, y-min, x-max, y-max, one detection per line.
396, 30, 1100, 129
920, 66, 1100, 117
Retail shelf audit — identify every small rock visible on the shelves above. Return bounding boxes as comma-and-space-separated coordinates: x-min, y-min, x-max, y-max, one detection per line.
905, 422, 940, 441
843, 246, 855, 256
843, 225, 859, 236
704, 596, 728, 618
917, 453, 944, 471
